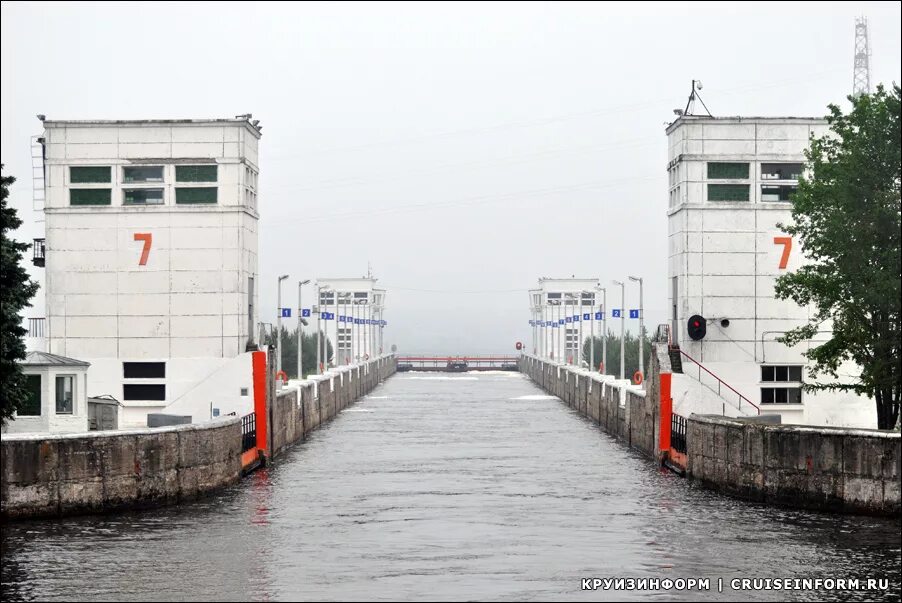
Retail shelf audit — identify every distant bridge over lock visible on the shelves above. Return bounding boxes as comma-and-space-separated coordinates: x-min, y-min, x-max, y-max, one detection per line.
396, 355, 521, 372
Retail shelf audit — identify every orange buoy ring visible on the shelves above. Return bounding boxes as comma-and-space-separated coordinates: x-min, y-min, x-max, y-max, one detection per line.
276, 370, 289, 384
598, 362, 604, 373
633, 370, 643, 385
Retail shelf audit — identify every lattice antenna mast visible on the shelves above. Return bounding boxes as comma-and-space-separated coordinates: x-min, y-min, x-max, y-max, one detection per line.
853, 17, 871, 98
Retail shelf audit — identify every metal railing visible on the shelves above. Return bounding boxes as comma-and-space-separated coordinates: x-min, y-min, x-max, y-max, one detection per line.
241, 412, 256, 452
28, 317, 45, 338
679, 350, 760, 415
671, 414, 688, 455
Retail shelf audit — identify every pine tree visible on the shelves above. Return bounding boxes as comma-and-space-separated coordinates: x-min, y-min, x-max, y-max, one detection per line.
1, 166, 40, 424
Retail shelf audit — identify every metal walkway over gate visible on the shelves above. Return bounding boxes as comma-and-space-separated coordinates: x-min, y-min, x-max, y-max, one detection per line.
396, 355, 519, 372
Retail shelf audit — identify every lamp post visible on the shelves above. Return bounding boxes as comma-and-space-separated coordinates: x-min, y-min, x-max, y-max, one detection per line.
316, 285, 332, 374
629, 275, 644, 382
315, 284, 321, 374
613, 279, 625, 379
276, 274, 289, 375
334, 289, 341, 366
592, 285, 604, 372
297, 279, 310, 379
578, 291, 585, 367
599, 287, 607, 374
350, 299, 356, 362
565, 292, 578, 364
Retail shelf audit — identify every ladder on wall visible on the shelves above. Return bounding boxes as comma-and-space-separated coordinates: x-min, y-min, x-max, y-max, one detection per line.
31, 135, 45, 223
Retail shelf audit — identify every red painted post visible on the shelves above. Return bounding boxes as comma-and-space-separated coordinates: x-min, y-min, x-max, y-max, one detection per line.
659, 372, 672, 452
252, 350, 268, 456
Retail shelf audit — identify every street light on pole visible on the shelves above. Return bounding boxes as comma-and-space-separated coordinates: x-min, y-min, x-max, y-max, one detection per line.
592, 285, 604, 372
578, 290, 584, 367
276, 274, 289, 375
629, 275, 644, 383
602, 287, 607, 375
547, 299, 555, 361
297, 279, 310, 379
612, 280, 625, 379
316, 285, 332, 374
528, 289, 539, 356
564, 292, 577, 364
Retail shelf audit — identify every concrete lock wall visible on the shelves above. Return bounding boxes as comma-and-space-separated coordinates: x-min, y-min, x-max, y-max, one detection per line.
1, 417, 241, 520
271, 357, 397, 458
519, 355, 659, 460
687, 415, 901, 516
2, 356, 397, 520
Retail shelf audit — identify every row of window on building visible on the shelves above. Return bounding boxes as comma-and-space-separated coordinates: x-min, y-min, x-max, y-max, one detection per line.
319, 291, 372, 304
544, 292, 596, 305
669, 162, 805, 205
707, 162, 803, 202
65, 164, 256, 207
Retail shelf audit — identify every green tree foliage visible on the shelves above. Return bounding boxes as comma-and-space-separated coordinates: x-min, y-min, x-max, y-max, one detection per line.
1, 166, 40, 424
775, 85, 901, 430
581, 329, 651, 380
264, 326, 333, 379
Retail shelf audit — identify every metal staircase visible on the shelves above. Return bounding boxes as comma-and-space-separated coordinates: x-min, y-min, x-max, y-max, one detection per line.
673, 344, 759, 416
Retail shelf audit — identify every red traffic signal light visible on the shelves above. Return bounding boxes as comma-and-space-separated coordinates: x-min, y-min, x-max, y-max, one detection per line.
687, 315, 707, 340
515, 341, 523, 351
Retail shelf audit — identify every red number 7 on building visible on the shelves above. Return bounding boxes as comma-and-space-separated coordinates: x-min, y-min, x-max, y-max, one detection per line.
773, 236, 792, 269
134, 233, 152, 266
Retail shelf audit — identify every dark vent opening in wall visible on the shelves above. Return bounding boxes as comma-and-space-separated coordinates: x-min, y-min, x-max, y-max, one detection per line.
123, 384, 166, 401
123, 362, 166, 379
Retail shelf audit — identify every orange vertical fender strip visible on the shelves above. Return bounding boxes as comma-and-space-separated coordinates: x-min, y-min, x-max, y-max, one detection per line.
659, 372, 672, 452
252, 350, 268, 455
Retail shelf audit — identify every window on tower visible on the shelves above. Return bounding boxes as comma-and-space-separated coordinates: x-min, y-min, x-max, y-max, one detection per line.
176, 165, 218, 182
123, 166, 164, 183
70, 166, 111, 183
707, 162, 749, 179
124, 188, 164, 205
708, 184, 750, 202
70, 188, 112, 205
175, 187, 217, 204
761, 163, 804, 180
761, 184, 798, 202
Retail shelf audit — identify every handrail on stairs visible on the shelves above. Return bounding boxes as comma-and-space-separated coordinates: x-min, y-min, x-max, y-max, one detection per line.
678, 349, 761, 416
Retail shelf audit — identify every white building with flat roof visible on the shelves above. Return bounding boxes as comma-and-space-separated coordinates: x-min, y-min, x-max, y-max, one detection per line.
314, 277, 386, 366
27, 116, 262, 427
666, 115, 875, 428
531, 278, 599, 365
2, 352, 90, 434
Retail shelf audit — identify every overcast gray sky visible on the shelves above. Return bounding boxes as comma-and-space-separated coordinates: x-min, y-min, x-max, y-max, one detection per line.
3, 1, 900, 354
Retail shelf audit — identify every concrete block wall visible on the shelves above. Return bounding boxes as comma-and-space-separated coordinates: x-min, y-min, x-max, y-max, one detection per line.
1, 417, 241, 520
520, 355, 658, 459
270, 356, 397, 459
1, 356, 398, 520
687, 415, 901, 516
